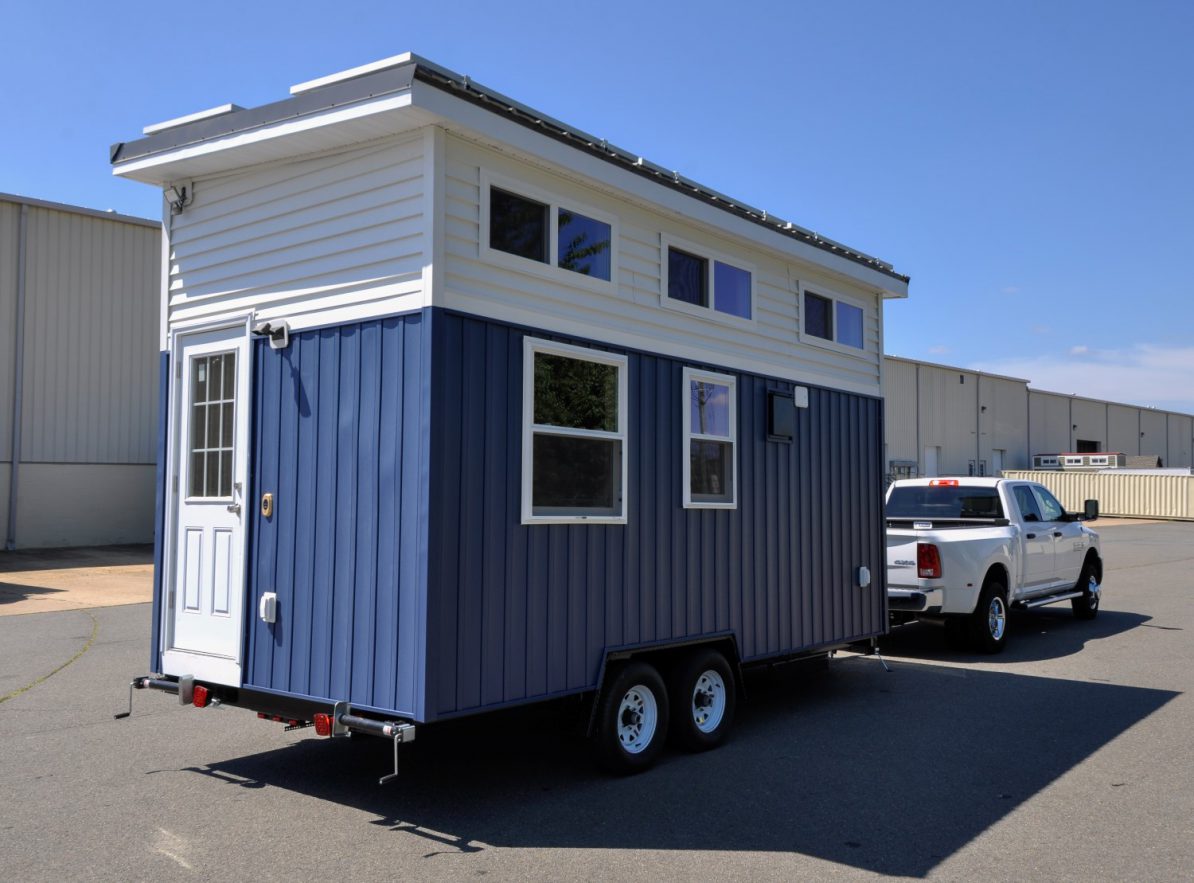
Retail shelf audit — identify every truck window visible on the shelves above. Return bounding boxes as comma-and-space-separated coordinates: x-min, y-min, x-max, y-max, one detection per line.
886, 486, 1005, 519
1031, 486, 1066, 522
1012, 485, 1042, 522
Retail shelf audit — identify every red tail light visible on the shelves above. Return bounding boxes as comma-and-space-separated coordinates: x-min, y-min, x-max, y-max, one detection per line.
929, 479, 959, 486
192, 685, 210, 708
313, 713, 333, 737
917, 543, 942, 578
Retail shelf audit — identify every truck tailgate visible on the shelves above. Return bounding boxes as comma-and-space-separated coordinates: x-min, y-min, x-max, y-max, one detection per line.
886, 529, 921, 589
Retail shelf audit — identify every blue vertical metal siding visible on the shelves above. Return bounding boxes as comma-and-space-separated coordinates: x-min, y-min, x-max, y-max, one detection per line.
149, 351, 169, 673
244, 314, 430, 719
425, 310, 887, 720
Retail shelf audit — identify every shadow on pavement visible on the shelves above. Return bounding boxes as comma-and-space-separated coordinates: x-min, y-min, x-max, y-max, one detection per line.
175, 659, 1176, 876
880, 608, 1150, 664
0, 582, 66, 605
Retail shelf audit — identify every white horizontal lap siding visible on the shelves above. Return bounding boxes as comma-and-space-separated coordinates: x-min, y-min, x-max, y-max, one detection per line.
441, 136, 882, 393
167, 135, 426, 331
21, 207, 160, 464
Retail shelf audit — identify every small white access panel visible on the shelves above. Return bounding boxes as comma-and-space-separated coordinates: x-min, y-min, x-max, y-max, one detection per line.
163, 326, 250, 685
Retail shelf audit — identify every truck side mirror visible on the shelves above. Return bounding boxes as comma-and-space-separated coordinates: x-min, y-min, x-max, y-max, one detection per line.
1083, 499, 1099, 521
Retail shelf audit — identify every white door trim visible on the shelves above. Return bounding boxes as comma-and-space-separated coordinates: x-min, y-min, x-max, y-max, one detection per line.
159, 312, 256, 683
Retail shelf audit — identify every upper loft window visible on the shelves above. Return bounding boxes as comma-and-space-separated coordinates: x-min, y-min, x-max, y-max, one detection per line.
662, 237, 754, 322
483, 172, 614, 285
521, 338, 628, 524
802, 288, 865, 350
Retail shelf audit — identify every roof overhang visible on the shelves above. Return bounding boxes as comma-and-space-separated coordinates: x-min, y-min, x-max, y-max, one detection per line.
112, 53, 909, 295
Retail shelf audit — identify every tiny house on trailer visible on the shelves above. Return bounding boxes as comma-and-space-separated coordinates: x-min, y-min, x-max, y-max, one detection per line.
111, 54, 909, 774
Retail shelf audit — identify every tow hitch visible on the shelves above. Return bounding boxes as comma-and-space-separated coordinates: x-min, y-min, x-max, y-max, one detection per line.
115, 674, 215, 719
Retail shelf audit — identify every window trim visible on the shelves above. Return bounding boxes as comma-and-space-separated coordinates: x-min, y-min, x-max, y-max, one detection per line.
521, 336, 629, 525
797, 281, 870, 355
660, 234, 756, 326
480, 169, 618, 292
681, 366, 738, 509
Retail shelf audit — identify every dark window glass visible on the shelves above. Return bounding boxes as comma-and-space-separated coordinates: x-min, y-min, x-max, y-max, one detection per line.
713, 261, 751, 318
1076, 439, 1101, 453
668, 247, 707, 306
558, 209, 611, 280
836, 301, 864, 348
690, 440, 732, 502
533, 353, 618, 431
804, 291, 833, 340
886, 486, 1005, 519
1013, 486, 1042, 522
1033, 487, 1065, 522
490, 187, 547, 262
532, 435, 620, 514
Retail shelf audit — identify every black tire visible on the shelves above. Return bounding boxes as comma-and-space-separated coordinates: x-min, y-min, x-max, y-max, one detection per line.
969, 579, 1010, 654
668, 648, 737, 752
592, 661, 669, 774
1071, 556, 1101, 620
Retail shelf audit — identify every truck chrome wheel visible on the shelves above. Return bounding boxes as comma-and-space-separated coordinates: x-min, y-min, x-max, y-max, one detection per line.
1072, 559, 1102, 620
988, 596, 1007, 640
690, 670, 728, 734
617, 685, 659, 754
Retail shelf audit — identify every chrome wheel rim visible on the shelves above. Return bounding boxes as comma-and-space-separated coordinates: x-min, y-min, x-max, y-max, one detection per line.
988, 596, 1007, 640
690, 670, 727, 734
617, 685, 658, 754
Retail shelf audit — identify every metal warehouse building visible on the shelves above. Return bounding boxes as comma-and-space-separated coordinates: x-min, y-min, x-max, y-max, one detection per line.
1, 193, 161, 549
883, 355, 1194, 480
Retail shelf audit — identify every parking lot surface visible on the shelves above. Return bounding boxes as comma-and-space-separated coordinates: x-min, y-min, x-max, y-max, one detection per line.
1, 522, 1191, 881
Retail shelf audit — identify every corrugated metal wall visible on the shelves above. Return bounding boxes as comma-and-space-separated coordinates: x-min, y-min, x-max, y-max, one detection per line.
1, 196, 161, 548
1029, 391, 1073, 456
882, 359, 918, 466
245, 315, 431, 719
1002, 470, 1194, 520
20, 205, 160, 462
426, 310, 886, 721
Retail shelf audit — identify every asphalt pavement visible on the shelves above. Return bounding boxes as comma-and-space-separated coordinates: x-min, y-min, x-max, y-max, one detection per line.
1, 522, 1191, 881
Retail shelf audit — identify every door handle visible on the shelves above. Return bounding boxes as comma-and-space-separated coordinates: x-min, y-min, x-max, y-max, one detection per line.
226, 502, 242, 515
1053, 531, 1062, 538
1025, 533, 1036, 539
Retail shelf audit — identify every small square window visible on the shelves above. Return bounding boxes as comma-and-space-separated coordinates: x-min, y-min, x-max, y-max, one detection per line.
804, 291, 833, 341
490, 187, 548, 263
558, 209, 611, 280
836, 301, 864, 349
668, 247, 707, 307
714, 261, 752, 319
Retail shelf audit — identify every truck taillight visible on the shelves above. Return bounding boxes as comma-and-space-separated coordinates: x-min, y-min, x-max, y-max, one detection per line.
929, 479, 959, 487
917, 543, 942, 578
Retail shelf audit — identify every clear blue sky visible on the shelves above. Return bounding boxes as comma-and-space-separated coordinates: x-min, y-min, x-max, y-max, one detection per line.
5, 1, 1192, 412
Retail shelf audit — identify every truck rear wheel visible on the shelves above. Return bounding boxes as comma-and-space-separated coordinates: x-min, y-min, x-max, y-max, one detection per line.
593, 661, 669, 774
668, 648, 736, 752
1071, 558, 1101, 620
969, 579, 1009, 653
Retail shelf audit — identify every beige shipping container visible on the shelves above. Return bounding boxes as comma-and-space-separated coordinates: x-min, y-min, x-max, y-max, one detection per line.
1003, 470, 1194, 520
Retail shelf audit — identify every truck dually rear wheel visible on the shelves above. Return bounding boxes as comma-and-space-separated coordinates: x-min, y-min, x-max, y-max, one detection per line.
969, 579, 1009, 654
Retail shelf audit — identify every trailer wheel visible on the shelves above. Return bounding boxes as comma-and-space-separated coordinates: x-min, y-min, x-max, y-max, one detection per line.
669, 648, 736, 752
1071, 557, 1101, 620
593, 661, 669, 774
969, 579, 1009, 654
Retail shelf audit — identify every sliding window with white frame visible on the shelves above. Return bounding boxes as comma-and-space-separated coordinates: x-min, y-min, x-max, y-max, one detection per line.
522, 338, 628, 524
682, 367, 737, 508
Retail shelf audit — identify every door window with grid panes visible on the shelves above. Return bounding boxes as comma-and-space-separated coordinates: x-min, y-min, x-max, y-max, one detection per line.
188, 352, 237, 498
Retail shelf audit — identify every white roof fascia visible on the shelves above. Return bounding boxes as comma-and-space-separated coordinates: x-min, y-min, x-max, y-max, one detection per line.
290, 53, 417, 94
408, 81, 908, 299
113, 92, 420, 184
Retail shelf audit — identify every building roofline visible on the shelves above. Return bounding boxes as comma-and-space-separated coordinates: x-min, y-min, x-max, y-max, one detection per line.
0, 191, 158, 229
110, 53, 907, 285
883, 354, 1031, 385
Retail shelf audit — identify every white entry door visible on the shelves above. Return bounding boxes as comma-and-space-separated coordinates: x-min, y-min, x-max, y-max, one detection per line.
923, 446, 940, 478
164, 326, 250, 685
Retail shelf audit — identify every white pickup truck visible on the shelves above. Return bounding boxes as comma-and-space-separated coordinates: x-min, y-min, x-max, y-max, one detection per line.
885, 477, 1103, 652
